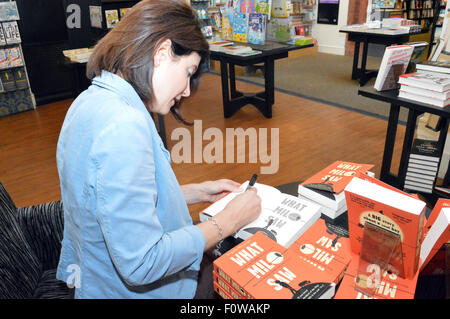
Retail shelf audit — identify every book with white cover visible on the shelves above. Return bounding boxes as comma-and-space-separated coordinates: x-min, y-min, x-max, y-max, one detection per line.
200, 181, 321, 249
374, 45, 414, 91
297, 185, 346, 211
297, 194, 347, 219
398, 72, 450, 92
398, 90, 450, 107
420, 208, 450, 270
399, 84, 450, 101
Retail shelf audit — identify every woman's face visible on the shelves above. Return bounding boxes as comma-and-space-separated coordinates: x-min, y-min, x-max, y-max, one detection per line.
151, 40, 201, 114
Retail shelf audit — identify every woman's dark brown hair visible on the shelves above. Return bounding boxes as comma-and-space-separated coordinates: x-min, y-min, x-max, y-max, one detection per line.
86, 0, 209, 125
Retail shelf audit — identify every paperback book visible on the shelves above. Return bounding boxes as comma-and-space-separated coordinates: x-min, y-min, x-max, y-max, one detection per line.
398, 72, 450, 92
200, 181, 322, 252
248, 13, 266, 45
2, 21, 21, 44
105, 9, 119, 29
214, 231, 337, 299
404, 139, 440, 193
374, 44, 414, 91
420, 202, 450, 271
232, 12, 249, 43
416, 60, 450, 74
344, 176, 427, 279
297, 161, 374, 218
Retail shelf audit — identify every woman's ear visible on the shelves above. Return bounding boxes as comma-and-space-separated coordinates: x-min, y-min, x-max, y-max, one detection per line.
153, 39, 172, 68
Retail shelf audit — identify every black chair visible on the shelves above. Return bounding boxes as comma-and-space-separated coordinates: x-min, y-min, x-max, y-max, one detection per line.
0, 181, 72, 299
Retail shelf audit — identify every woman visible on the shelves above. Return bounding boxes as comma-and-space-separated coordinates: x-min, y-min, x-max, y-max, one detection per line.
56, 0, 261, 299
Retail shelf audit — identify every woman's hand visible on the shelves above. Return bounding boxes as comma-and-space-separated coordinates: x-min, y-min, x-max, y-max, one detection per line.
195, 187, 262, 251
181, 179, 242, 205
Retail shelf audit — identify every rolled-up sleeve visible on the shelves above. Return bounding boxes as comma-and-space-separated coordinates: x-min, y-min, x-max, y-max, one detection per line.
91, 111, 205, 287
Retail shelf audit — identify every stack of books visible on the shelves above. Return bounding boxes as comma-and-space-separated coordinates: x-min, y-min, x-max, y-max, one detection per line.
213, 218, 352, 299
404, 138, 440, 194
398, 71, 450, 107
297, 161, 374, 219
200, 181, 321, 256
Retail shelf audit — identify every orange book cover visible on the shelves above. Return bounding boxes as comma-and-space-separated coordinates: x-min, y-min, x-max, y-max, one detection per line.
301, 161, 374, 194
288, 218, 352, 285
344, 177, 426, 279
244, 249, 336, 299
334, 253, 419, 299
213, 231, 287, 299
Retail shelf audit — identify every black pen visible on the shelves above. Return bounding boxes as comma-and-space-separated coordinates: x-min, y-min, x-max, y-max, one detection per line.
245, 174, 258, 191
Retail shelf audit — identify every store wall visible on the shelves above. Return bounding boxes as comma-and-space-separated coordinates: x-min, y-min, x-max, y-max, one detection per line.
311, 0, 350, 55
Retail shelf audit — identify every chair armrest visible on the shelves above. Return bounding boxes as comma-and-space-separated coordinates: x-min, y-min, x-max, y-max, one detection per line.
17, 201, 64, 271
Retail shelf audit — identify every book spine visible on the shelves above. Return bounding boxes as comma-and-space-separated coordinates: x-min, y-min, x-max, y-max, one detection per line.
213, 281, 234, 299
213, 272, 244, 299
214, 265, 250, 299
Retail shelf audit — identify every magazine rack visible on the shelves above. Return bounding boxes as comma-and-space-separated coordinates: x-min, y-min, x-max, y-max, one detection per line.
354, 222, 404, 297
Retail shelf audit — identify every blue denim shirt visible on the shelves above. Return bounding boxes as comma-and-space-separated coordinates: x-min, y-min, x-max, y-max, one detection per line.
56, 71, 206, 298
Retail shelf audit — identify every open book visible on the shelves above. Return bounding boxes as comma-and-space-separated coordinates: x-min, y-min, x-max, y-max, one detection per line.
200, 181, 322, 249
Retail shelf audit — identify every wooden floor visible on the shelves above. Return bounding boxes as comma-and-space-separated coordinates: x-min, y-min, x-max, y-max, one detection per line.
0, 73, 406, 221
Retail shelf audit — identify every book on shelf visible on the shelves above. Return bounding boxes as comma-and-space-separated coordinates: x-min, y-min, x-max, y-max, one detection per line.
89, 5, 102, 29
400, 84, 450, 101
404, 138, 440, 194
232, 12, 249, 42
398, 90, 450, 107
248, 13, 266, 45
374, 44, 414, 91
220, 44, 253, 54
0, 1, 20, 22
105, 9, 119, 29
255, 0, 271, 15
334, 252, 420, 299
13, 67, 28, 90
2, 21, 20, 44
221, 15, 234, 41
0, 73, 3, 92
416, 60, 450, 74
407, 41, 429, 65
0, 24, 5, 46
6, 46, 23, 67
200, 181, 322, 255
398, 72, 450, 92
297, 161, 374, 218
0, 69, 16, 91
271, 0, 288, 18
344, 176, 427, 279
231, 49, 262, 56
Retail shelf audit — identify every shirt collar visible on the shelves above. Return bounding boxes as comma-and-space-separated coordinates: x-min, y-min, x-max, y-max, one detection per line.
92, 70, 149, 116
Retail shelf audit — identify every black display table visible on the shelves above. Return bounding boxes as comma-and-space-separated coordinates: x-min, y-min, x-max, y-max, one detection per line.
209, 41, 313, 118
358, 87, 450, 198
339, 27, 415, 86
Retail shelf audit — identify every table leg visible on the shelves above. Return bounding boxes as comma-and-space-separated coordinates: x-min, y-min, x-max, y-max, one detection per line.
397, 109, 420, 190
229, 63, 239, 99
262, 58, 274, 118
219, 59, 232, 118
380, 103, 400, 186
352, 40, 360, 80
359, 38, 370, 86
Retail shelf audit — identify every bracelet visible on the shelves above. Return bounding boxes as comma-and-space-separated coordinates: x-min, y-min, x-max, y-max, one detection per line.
209, 217, 224, 249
